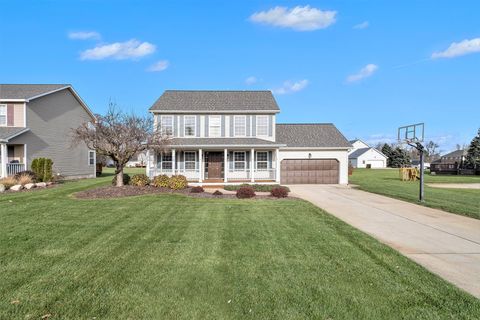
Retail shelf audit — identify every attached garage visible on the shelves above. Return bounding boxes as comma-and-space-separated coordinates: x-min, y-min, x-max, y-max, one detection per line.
280, 159, 339, 184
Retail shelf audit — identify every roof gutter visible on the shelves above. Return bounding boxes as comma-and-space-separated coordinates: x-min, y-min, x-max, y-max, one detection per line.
149, 110, 280, 114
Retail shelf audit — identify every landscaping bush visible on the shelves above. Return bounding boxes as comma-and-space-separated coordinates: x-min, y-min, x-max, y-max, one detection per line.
212, 190, 223, 196
111, 173, 130, 186
190, 186, 204, 193
152, 175, 170, 188
130, 174, 150, 187
236, 186, 256, 199
16, 174, 33, 186
31, 157, 53, 182
168, 175, 188, 190
270, 186, 289, 198
224, 184, 289, 192
0, 177, 16, 190
14, 170, 37, 182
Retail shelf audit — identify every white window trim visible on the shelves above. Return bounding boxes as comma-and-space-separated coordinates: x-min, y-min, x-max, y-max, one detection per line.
234, 115, 246, 137
256, 151, 269, 170
0, 104, 7, 127
233, 151, 246, 171
160, 115, 174, 136
184, 151, 197, 171
184, 115, 196, 137
88, 150, 95, 166
160, 152, 173, 170
256, 115, 269, 137
209, 115, 221, 137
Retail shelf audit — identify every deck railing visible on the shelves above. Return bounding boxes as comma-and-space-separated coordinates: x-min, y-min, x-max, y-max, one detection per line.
7, 163, 26, 176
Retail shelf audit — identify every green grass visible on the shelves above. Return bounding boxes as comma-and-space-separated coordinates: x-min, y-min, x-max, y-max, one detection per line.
1, 174, 479, 319
224, 183, 289, 192
349, 169, 480, 219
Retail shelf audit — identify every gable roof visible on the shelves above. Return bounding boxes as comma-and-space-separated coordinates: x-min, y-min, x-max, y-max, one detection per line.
0, 84, 68, 100
348, 147, 387, 159
441, 149, 467, 158
349, 139, 370, 147
149, 90, 280, 113
0, 127, 30, 142
276, 124, 351, 148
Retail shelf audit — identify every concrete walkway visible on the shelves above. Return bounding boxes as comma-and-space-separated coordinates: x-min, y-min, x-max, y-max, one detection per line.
427, 183, 480, 189
289, 185, 480, 298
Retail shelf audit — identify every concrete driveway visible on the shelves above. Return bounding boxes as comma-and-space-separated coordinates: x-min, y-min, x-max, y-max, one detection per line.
289, 184, 480, 298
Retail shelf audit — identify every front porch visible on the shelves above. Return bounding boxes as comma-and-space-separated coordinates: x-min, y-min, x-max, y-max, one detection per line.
0, 143, 26, 178
147, 148, 280, 185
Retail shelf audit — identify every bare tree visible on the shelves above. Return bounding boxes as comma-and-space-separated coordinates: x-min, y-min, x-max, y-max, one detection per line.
72, 105, 168, 186
424, 140, 440, 162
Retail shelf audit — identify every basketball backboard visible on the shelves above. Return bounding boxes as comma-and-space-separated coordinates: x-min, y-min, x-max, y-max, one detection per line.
398, 123, 424, 144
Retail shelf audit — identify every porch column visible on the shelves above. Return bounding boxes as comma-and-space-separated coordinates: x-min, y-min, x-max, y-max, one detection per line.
275, 149, 281, 183
250, 148, 255, 182
172, 149, 176, 175
198, 149, 203, 183
0, 143, 7, 178
224, 148, 228, 183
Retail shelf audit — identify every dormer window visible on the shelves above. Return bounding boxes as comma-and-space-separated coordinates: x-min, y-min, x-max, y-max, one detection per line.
160, 115, 174, 136
256, 115, 269, 136
184, 116, 196, 137
234, 115, 246, 136
0, 104, 6, 126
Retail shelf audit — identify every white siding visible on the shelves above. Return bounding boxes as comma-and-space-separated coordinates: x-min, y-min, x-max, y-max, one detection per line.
353, 149, 387, 168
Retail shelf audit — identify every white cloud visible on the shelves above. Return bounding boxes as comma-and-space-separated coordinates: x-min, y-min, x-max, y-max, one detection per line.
147, 60, 169, 72
80, 39, 156, 60
272, 79, 309, 94
346, 64, 378, 83
431, 37, 480, 59
353, 21, 369, 29
68, 31, 101, 40
245, 76, 257, 85
250, 6, 336, 31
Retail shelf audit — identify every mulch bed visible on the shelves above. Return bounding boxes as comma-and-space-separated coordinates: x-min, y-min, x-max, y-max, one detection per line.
74, 185, 293, 200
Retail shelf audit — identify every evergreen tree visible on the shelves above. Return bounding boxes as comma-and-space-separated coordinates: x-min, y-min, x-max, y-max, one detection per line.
389, 147, 411, 168
466, 128, 480, 168
381, 144, 393, 167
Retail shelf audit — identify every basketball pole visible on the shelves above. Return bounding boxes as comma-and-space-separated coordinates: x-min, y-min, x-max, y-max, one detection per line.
408, 141, 425, 202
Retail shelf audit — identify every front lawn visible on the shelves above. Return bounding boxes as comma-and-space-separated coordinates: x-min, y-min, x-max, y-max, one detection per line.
1, 175, 479, 319
349, 169, 480, 219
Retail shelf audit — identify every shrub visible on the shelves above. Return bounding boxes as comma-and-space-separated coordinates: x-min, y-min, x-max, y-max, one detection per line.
111, 173, 131, 186
236, 186, 256, 199
270, 186, 289, 198
16, 174, 33, 186
0, 177, 16, 189
190, 186, 204, 193
14, 170, 37, 182
224, 184, 289, 192
31, 157, 53, 182
152, 175, 170, 188
212, 190, 223, 196
168, 175, 188, 190
130, 174, 150, 187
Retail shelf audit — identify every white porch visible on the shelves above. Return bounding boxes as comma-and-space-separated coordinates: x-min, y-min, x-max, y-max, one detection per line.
0, 143, 27, 178
147, 148, 280, 185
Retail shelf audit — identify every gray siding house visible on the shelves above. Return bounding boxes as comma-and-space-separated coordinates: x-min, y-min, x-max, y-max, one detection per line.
0, 84, 96, 179
147, 90, 351, 185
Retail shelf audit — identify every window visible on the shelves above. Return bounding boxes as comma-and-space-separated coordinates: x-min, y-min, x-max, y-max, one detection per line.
160, 115, 174, 136
209, 115, 221, 137
256, 115, 269, 136
161, 152, 172, 170
88, 150, 95, 166
0, 104, 6, 126
184, 116, 196, 137
233, 151, 246, 170
234, 116, 246, 136
256, 151, 268, 170
184, 151, 196, 170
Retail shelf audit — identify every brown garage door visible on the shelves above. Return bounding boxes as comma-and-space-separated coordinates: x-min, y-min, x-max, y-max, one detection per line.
280, 159, 339, 184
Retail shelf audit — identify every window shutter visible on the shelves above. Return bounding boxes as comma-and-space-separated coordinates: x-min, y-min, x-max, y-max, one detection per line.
7, 104, 14, 126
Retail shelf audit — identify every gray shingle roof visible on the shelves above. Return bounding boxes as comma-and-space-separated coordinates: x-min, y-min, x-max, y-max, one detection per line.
0, 127, 30, 142
348, 147, 386, 159
276, 124, 351, 148
164, 137, 284, 147
149, 90, 280, 112
0, 84, 69, 100
442, 149, 467, 158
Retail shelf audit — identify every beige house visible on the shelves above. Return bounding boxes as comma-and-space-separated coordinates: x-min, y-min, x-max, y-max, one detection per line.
0, 84, 96, 179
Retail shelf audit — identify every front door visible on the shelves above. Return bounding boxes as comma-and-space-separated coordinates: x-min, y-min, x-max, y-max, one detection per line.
206, 152, 223, 179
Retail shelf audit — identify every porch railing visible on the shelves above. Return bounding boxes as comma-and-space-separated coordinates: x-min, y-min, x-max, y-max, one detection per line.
7, 163, 26, 176
149, 167, 200, 181
253, 168, 276, 181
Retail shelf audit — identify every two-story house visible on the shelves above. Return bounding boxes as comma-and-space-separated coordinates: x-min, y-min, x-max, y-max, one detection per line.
147, 90, 351, 185
0, 84, 96, 179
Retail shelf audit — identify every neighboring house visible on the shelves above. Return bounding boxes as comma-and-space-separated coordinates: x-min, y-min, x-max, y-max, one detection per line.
411, 159, 431, 170
348, 139, 387, 168
0, 84, 96, 179
146, 90, 351, 185
126, 151, 148, 167
430, 149, 467, 174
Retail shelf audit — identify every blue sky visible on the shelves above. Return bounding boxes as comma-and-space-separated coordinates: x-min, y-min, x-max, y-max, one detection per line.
1, 0, 479, 152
